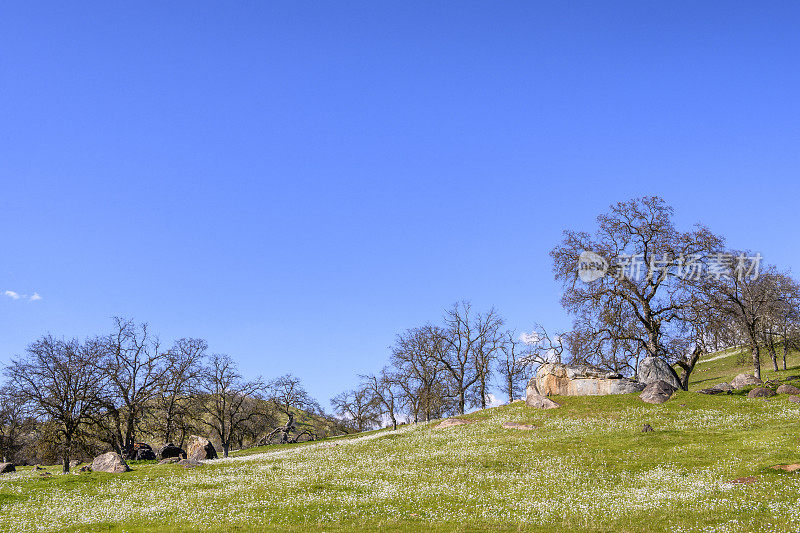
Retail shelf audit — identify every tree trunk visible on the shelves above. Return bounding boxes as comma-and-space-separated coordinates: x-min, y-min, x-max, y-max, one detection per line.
751, 343, 761, 381
767, 331, 779, 372
782, 327, 789, 370
676, 347, 702, 391
222, 442, 230, 458
63, 433, 71, 473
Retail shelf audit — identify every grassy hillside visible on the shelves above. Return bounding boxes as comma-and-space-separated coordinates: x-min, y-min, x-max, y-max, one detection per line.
689, 345, 800, 390
1, 349, 799, 532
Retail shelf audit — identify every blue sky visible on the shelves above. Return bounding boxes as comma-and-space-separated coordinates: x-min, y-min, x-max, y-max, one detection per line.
1, 2, 799, 405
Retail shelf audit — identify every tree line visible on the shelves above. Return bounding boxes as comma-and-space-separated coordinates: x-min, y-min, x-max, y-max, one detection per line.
331, 196, 800, 430
0, 318, 339, 472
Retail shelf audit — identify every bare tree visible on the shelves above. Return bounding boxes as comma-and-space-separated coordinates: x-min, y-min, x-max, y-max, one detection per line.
100, 318, 167, 455
701, 262, 790, 380
360, 367, 400, 430
154, 338, 206, 446
437, 302, 503, 414
200, 354, 268, 458
0, 386, 31, 463
390, 326, 449, 422
6, 336, 107, 472
496, 330, 533, 403
330, 387, 380, 433
551, 196, 723, 386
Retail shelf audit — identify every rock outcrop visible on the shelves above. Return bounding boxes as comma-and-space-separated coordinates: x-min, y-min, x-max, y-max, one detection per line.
91, 452, 131, 473
747, 387, 776, 399
698, 382, 733, 395
731, 373, 762, 389
777, 384, 800, 395
639, 380, 677, 404
187, 435, 218, 461
533, 363, 644, 397
638, 356, 682, 389
0, 462, 15, 474
131, 443, 156, 461
159, 443, 186, 460
525, 393, 561, 409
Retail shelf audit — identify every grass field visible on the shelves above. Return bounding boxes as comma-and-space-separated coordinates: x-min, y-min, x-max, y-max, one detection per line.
1, 350, 799, 532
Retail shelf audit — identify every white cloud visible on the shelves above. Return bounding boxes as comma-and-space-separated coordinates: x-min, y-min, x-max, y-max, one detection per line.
3, 290, 42, 302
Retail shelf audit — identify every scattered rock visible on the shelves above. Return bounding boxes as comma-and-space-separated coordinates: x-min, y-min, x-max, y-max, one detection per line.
69, 460, 83, 468
129, 443, 157, 461
777, 384, 800, 395
0, 462, 15, 474
731, 373, 762, 390
771, 464, 800, 472
638, 356, 682, 389
187, 436, 218, 461
158, 457, 181, 464
747, 387, 776, 399
501, 422, 537, 431
435, 418, 475, 429
639, 380, 677, 404
91, 452, 131, 473
39, 472, 52, 478
533, 363, 644, 397
641, 424, 654, 433
177, 458, 203, 468
525, 393, 561, 410
788, 396, 800, 404
159, 443, 186, 460
77, 465, 91, 473
729, 476, 758, 484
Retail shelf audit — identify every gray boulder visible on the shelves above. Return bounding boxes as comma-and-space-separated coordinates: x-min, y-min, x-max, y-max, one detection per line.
187, 435, 218, 461
640, 380, 677, 404
747, 387, 776, 399
731, 373, 763, 389
698, 382, 733, 395
91, 452, 131, 473
788, 396, 800, 404
159, 443, 186, 460
638, 357, 682, 389
0, 462, 15, 474
525, 393, 560, 409
777, 384, 800, 395
177, 458, 203, 468
535, 363, 644, 396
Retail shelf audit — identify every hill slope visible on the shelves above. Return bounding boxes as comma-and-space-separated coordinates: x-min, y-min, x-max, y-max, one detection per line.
2, 381, 800, 533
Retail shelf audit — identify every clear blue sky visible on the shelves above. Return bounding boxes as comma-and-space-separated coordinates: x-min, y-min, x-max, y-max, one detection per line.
2, 2, 799, 405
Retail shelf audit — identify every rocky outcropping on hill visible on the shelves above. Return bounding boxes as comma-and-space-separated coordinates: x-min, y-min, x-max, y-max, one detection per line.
533, 363, 645, 396
640, 380, 677, 404
91, 452, 131, 473
159, 443, 187, 460
731, 373, 763, 389
525, 393, 561, 409
188, 435, 218, 461
638, 357, 682, 389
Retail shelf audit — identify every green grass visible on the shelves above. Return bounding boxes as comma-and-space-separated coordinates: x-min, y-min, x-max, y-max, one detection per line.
1, 351, 800, 532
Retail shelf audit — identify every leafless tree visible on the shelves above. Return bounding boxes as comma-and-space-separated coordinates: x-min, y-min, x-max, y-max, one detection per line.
360, 367, 400, 430
701, 262, 793, 380
437, 302, 503, 414
100, 318, 168, 455
551, 196, 723, 385
6, 336, 108, 472
496, 330, 533, 403
390, 326, 450, 422
330, 387, 380, 433
154, 337, 206, 447
200, 354, 269, 458
0, 386, 31, 463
